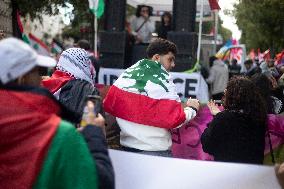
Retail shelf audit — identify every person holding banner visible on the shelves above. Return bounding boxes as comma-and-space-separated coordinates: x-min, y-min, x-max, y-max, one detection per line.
201, 76, 267, 164
104, 38, 200, 157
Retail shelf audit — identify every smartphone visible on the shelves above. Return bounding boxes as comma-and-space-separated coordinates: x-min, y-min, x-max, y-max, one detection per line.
214, 100, 223, 106
86, 95, 102, 116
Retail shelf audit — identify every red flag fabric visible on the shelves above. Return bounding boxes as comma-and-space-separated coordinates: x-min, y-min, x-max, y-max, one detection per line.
275, 50, 284, 65
208, 0, 220, 10
0, 89, 61, 188
42, 70, 74, 94
263, 49, 271, 61
16, 11, 24, 33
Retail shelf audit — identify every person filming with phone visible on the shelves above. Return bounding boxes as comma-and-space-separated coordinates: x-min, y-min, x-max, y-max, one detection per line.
42, 48, 114, 189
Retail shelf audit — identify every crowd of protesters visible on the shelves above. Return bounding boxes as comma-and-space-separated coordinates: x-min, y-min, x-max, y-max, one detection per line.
1, 27, 284, 188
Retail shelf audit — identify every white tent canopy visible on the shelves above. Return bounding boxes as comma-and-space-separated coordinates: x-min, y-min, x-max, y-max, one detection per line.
127, 0, 210, 12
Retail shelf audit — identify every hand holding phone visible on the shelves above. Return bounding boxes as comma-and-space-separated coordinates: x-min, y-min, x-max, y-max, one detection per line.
207, 100, 221, 116
186, 98, 200, 111
80, 95, 103, 127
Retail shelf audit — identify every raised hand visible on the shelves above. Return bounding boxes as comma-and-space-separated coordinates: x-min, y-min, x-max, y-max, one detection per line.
186, 98, 200, 111
207, 100, 221, 116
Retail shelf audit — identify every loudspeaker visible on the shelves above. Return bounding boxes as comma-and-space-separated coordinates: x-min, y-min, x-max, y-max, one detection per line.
104, 0, 126, 31
167, 32, 198, 72
100, 31, 127, 68
172, 0, 197, 32
131, 44, 148, 65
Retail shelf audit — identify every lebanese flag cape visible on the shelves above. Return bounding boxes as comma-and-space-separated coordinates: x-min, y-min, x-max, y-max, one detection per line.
0, 86, 61, 188
103, 59, 186, 129
42, 70, 74, 94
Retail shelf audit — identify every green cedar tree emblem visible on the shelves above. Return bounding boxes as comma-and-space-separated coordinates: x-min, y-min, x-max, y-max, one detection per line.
122, 59, 170, 94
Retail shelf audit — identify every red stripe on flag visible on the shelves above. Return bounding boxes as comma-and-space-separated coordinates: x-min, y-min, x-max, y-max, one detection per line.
208, 0, 220, 10
28, 33, 50, 51
16, 11, 24, 33
0, 90, 60, 188
103, 85, 186, 129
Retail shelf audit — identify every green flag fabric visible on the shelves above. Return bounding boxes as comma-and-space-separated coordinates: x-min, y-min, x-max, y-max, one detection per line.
88, 0, 105, 18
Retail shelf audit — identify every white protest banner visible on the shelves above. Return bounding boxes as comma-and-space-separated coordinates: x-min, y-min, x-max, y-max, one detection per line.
109, 149, 280, 189
99, 68, 209, 103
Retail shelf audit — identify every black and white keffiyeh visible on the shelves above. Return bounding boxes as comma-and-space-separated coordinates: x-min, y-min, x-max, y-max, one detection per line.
56, 48, 96, 84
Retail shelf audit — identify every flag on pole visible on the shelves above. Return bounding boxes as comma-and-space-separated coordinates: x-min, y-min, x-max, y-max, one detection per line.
208, 0, 221, 10
28, 33, 50, 56
88, 0, 105, 18
16, 11, 30, 44
51, 40, 63, 54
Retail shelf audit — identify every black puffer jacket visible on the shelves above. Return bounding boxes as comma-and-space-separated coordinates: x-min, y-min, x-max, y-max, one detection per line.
59, 79, 101, 123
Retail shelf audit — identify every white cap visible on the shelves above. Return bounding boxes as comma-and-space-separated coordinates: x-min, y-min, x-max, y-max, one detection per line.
0, 37, 56, 84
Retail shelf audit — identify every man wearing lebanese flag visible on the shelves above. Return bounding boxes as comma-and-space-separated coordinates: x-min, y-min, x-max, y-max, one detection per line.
103, 38, 200, 157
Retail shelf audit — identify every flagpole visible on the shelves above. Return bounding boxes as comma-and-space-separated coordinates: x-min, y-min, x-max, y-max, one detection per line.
94, 16, 98, 57
213, 10, 218, 54
197, 0, 204, 64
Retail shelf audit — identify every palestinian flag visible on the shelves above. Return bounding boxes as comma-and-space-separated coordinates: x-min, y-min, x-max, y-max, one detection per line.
51, 40, 63, 54
29, 33, 50, 56
103, 59, 186, 129
0, 87, 98, 188
16, 10, 30, 44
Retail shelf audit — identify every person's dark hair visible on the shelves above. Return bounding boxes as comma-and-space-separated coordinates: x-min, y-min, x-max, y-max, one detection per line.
223, 76, 267, 124
135, 5, 153, 17
161, 12, 172, 26
209, 56, 217, 67
77, 39, 91, 51
244, 59, 253, 65
251, 74, 274, 114
146, 38, 177, 58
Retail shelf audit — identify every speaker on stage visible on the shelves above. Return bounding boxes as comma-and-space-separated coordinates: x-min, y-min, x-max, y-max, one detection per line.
167, 32, 198, 72
99, 31, 127, 68
104, 0, 126, 31
100, 0, 127, 68
172, 0, 197, 32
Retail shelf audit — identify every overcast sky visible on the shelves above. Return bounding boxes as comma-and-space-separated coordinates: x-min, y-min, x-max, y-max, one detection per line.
218, 0, 241, 40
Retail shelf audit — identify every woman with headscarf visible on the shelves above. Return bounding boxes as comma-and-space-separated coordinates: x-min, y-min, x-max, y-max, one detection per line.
42, 48, 100, 124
